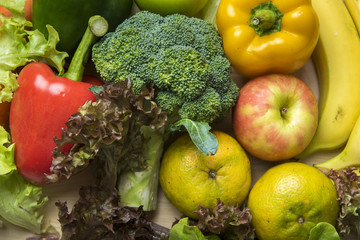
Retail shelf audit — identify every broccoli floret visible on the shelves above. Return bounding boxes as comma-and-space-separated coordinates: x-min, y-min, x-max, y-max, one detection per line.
155, 91, 183, 116
179, 87, 222, 122
87, 11, 240, 211
92, 10, 239, 124
149, 46, 211, 101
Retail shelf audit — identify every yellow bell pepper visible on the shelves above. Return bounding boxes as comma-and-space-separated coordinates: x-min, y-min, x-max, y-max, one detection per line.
216, 0, 319, 78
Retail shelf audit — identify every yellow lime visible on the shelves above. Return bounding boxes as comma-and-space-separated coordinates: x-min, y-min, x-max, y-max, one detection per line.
159, 130, 251, 219
248, 162, 339, 240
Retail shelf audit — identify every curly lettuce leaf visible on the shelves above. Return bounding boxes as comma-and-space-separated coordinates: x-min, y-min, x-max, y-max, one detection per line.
0, 0, 25, 11
194, 199, 255, 240
49, 79, 167, 210
326, 167, 360, 239
56, 186, 169, 240
0, 125, 16, 174
0, 126, 48, 234
0, 69, 18, 102
0, 1, 68, 102
48, 79, 167, 183
169, 218, 220, 240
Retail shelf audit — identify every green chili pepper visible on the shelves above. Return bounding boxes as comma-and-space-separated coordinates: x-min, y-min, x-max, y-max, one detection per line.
32, 0, 133, 56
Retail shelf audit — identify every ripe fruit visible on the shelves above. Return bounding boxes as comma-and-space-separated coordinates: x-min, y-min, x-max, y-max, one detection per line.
232, 74, 318, 161
296, 0, 360, 158
248, 162, 339, 240
159, 131, 251, 219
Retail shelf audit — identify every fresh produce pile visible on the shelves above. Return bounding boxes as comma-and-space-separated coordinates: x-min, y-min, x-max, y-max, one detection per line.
1, 0, 360, 239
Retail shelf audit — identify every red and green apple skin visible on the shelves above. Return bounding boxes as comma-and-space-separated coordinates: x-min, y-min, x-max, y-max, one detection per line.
232, 74, 318, 161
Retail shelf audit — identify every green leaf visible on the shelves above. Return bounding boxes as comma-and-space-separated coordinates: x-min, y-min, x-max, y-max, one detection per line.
0, 126, 48, 234
0, 172, 48, 234
0, 0, 26, 15
308, 222, 340, 240
0, 17, 68, 72
0, 10, 68, 102
0, 70, 18, 103
0, 126, 15, 175
170, 119, 218, 155
169, 218, 220, 240
89, 85, 104, 94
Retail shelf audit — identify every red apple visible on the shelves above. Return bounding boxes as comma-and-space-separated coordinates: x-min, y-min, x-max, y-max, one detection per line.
232, 74, 318, 161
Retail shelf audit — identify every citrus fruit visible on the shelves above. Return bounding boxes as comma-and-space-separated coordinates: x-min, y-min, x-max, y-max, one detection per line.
159, 130, 251, 219
247, 162, 339, 240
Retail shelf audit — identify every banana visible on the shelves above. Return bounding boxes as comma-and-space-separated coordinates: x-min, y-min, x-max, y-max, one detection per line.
345, 0, 360, 31
315, 113, 360, 170
296, 0, 360, 159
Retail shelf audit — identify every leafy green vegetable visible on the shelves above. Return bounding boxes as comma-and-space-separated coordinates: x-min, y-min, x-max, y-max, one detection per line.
308, 222, 340, 240
325, 167, 360, 239
0, 0, 68, 102
194, 199, 255, 240
48, 79, 167, 210
56, 186, 170, 240
0, 0, 26, 15
0, 126, 48, 234
92, 10, 239, 155
169, 218, 220, 240
170, 120, 218, 155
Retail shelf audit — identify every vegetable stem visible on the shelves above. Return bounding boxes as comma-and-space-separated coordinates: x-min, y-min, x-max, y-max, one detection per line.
117, 126, 165, 211
249, 1, 283, 37
62, 15, 108, 82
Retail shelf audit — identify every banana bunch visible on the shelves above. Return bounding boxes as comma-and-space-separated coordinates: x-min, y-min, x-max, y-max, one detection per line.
315, 112, 360, 170
296, 0, 360, 159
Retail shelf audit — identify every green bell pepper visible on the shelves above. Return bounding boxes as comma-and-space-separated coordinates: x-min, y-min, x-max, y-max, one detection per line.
32, 0, 133, 56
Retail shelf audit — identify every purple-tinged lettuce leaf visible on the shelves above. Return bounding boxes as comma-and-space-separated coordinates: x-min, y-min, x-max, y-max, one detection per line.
48, 78, 167, 184
56, 186, 169, 240
49, 79, 167, 210
326, 167, 360, 239
194, 199, 255, 240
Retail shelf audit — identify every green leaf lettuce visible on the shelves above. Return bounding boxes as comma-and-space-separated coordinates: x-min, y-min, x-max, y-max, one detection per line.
0, 0, 68, 102
0, 126, 48, 234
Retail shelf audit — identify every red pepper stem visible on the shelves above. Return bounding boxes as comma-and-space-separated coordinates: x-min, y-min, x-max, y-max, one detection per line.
62, 15, 108, 82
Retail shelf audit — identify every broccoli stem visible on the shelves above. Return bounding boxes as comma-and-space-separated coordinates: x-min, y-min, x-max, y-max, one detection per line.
62, 15, 108, 82
117, 126, 165, 211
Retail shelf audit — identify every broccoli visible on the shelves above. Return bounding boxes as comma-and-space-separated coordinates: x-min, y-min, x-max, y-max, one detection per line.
92, 10, 238, 124
90, 10, 239, 211
50, 11, 239, 213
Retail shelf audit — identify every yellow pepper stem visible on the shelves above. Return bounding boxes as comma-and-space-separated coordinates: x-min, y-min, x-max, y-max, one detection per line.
249, 1, 283, 37
252, 9, 276, 29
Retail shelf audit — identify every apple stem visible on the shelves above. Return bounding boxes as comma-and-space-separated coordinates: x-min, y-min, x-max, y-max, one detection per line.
281, 107, 288, 115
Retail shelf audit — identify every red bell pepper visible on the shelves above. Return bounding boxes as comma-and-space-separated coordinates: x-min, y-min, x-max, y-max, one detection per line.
9, 15, 108, 185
